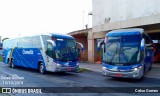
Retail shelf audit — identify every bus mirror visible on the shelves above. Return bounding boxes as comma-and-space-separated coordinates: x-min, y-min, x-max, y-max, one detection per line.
141, 39, 145, 51
77, 42, 84, 51
46, 40, 56, 49
97, 39, 104, 51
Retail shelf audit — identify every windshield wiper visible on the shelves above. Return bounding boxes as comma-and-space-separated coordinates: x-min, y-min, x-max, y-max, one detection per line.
68, 48, 77, 60
108, 42, 119, 64
58, 47, 77, 61
120, 49, 129, 63
102, 60, 113, 65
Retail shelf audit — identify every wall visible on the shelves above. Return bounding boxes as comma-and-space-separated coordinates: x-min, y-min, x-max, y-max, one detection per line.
74, 35, 88, 61
92, 0, 160, 27
89, 0, 160, 62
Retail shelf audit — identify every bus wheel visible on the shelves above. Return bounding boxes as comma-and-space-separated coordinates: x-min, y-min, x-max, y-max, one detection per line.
7, 59, 11, 67
39, 63, 45, 74
11, 60, 15, 68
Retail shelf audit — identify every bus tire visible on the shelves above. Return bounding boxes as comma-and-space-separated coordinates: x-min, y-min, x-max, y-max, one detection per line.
11, 60, 15, 68
39, 63, 45, 74
8, 59, 12, 68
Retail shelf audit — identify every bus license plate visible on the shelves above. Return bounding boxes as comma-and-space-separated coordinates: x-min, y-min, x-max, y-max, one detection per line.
115, 74, 122, 77
67, 68, 72, 71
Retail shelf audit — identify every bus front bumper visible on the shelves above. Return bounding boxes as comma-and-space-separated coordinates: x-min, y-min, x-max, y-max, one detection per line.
55, 65, 79, 72
102, 67, 143, 79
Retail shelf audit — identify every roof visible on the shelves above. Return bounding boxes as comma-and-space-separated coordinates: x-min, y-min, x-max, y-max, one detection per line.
107, 28, 144, 37
51, 33, 75, 39
3, 32, 75, 42
68, 28, 92, 36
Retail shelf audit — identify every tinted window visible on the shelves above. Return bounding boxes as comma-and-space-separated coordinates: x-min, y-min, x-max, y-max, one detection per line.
41, 35, 51, 51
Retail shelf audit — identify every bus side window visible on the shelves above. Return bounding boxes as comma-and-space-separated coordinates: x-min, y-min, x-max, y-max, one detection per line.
46, 43, 56, 59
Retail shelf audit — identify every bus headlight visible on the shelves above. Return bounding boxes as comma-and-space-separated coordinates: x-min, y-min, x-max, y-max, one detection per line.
76, 63, 79, 66
56, 64, 61, 68
133, 66, 142, 71
102, 67, 106, 70
134, 68, 138, 71
102, 66, 108, 71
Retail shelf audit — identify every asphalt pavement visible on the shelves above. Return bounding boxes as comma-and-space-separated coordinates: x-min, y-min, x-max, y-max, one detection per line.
0, 62, 160, 96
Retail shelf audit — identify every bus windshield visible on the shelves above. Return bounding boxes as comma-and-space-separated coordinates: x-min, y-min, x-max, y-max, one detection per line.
103, 35, 141, 65
55, 38, 78, 62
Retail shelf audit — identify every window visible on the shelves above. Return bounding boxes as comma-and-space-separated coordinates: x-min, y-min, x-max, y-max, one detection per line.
41, 35, 51, 51
32, 36, 41, 48
46, 43, 56, 59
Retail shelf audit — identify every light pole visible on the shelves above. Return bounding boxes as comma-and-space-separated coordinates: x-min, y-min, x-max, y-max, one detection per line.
88, 12, 92, 28
82, 11, 85, 29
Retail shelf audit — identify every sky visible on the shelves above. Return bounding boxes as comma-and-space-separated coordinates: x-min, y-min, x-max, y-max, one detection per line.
0, 0, 92, 39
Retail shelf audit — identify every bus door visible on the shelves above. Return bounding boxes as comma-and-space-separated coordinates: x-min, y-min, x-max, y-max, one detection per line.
46, 40, 57, 71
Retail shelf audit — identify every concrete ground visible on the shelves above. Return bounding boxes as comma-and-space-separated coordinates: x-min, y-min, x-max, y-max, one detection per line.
79, 63, 160, 79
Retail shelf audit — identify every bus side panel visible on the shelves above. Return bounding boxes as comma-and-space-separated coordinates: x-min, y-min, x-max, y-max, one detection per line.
12, 48, 44, 69
3, 49, 11, 64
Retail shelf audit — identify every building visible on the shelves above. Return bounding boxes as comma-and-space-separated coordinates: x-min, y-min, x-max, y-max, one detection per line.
68, 0, 160, 63
87, 0, 160, 62
68, 28, 92, 62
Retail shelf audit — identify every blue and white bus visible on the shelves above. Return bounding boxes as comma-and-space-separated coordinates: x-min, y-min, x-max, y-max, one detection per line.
97, 28, 154, 79
3, 33, 83, 74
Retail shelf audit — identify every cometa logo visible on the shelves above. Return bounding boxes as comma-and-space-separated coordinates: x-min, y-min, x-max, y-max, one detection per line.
22, 49, 34, 54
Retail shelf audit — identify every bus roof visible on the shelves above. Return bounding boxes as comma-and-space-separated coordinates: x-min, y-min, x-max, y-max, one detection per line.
107, 28, 144, 37
36, 32, 75, 39
51, 33, 75, 39
3, 33, 75, 42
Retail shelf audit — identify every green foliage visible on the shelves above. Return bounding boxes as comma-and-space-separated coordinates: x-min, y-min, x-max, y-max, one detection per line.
97, 48, 103, 55
84, 32, 88, 37
77, 68, 90, 72
0, 55, 2, 62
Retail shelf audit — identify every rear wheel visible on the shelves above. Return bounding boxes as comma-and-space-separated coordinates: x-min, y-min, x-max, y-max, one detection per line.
39, 63, 45, 74
8, 60, 12, 68
11, 60, 15, 68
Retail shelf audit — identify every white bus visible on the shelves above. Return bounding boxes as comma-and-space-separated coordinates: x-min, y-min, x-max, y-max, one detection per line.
3, 33, 83, 74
